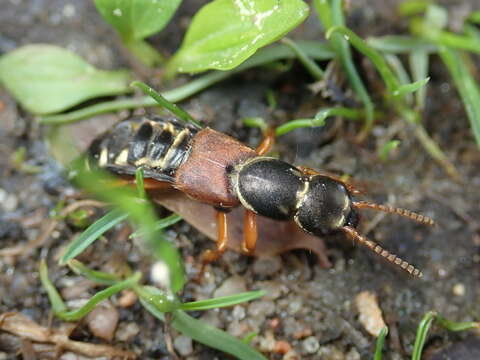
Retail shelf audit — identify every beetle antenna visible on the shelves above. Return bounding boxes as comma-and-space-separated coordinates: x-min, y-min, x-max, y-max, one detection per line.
341, 226, 423, 277
352, 201, 435, 226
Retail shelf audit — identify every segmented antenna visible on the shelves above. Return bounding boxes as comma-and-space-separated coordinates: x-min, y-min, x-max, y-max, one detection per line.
341, 226, 423, 277
353, 201, 435, 226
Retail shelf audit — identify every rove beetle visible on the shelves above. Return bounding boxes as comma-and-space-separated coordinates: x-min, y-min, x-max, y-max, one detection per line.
88, 115, 434, 278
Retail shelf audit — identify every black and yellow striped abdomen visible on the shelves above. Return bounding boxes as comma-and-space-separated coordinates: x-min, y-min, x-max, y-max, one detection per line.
88, 116, 199, 183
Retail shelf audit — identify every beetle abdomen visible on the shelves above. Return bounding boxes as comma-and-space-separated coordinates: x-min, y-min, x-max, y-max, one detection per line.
88, 116, 199, 183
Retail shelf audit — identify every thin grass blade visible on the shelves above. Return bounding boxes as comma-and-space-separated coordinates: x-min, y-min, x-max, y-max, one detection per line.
374, 327, 388, 360
67, 259, 122, 285
180, 290, 266, 311
437, 46, 480, 147
131, 81, 201, 128
412, 311, 436, 360
60, 209, 128, 265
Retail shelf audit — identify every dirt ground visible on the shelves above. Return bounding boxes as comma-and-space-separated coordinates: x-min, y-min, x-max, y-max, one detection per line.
1, 1, 479, 359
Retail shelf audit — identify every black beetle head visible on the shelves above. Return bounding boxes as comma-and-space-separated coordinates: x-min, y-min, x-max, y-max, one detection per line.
294, 175, 355, 236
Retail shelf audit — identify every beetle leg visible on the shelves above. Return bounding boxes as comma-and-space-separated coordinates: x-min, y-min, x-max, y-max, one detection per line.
242, 209, 258, 255
197, 210, 229, 278
297, 166, 363, 195
255, 127, 276, 155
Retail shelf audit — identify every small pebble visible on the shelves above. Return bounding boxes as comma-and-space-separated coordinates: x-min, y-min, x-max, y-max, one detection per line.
85, 302, 119, 341
232, 305, 246, 320
317, 345, 345, 360
0, 188, 18, 212
283, 350, 300, 360
274, 340, 292, 354
173, 335, 193, 357
115, 322, 140, 342
252, 256, 282, 276
258, 333, 276, 352
248, 300, 276, 317
118, 290, 138, 307
302, 336, 320, 354
355, 291, 386, 337
214, 276, 247, 298
452, 283, 466, 297
346, 347, 361, 360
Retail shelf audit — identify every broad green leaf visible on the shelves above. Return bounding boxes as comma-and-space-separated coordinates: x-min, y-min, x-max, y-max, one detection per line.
39, 41, 334, 124
167, 0, 309, 75
0, 45, 130, 114
94, 0, 181, 40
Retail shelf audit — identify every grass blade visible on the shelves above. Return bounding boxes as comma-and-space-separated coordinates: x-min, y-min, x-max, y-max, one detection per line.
275, 107, 361, 136
180, 290, 266, 311
138, 286, 267, 360
281, 37, 324, 80
412, 311, 436, 360
39, 260, 67, 314
67, 259, 122, 285
171, 310, 267, 360
435, 315, 479, 332
315, 0, 374, 138
367, 35, 436, 53
409, 50, 430, 109
393, 77, 430, 98
59, 209, 128, 265
437, 46, 480, 147
326, 26, 399, 93
131, 81, 201, 128
130, 214, 182, 239
374, 327, 388, 360
58, 273, 141, 321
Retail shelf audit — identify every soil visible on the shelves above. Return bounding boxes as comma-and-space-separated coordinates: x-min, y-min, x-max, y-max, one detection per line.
1, 1, 479, 359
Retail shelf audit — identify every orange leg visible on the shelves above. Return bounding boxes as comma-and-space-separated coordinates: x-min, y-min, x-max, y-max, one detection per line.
238, 128, 274, 255
197, 210, 229, 278
242, 210, 258, 255
255, 127, 276, 156
297, 166, 362, 195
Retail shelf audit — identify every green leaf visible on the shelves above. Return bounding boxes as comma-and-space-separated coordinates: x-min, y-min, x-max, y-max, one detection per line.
138, 287, 267, 360
281, 37, 324, 80
94, 0, 181, 40
0, 44, 130, 114
409, 50, 430, 109
167, 0, 309, 75
326, 26, 400, 94
39, 41, 334, 124
181, 290, 266, 311
378, 140, 401, 161
314, 0, 374, 138
67, 260, 122, 285
40, 260, 67, 314
367, 35, 436, 53
131, 81, 201, 128
72, 167, 185, 293
374, 327, 388, 360
275, 107, 361, 136
438, 46, 480, 147
412, 311, 436, 360
60, 209, 128, 265
393, 77, 430, 98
